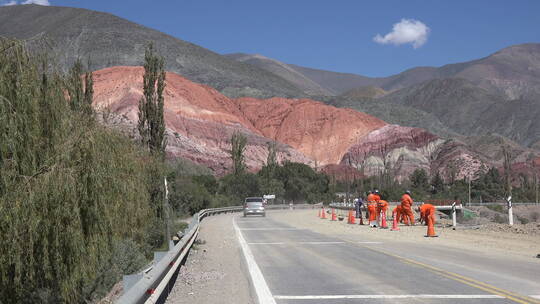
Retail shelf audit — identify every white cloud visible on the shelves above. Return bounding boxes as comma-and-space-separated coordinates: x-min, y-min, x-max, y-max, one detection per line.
1, 0, 50, 5
22, 0, 50, 5
374, 18, 430, 49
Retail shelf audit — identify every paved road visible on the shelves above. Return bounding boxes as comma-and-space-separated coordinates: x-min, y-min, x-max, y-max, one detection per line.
234, 213, 540, 304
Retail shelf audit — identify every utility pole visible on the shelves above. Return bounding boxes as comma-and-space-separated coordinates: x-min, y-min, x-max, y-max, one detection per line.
164, 177, 171, 250
535, 172, 538, 204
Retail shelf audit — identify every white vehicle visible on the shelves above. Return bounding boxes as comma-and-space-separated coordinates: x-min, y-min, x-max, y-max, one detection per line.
243, 197, 266, 217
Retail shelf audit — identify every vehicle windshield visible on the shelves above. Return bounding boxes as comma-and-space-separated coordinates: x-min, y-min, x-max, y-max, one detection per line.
245, 198, 263, 203
246, 202, 263, 208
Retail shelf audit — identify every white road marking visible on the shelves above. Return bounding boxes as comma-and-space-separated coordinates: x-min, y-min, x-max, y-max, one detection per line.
239, 228, 303, 230
247, 241, 345, 245
248, 242, 286, 245
298, 241, 345, 244
273, 295, 505, 300
356, 241, 383, 244
233, 218, 277, 304
531, 295, 540, 299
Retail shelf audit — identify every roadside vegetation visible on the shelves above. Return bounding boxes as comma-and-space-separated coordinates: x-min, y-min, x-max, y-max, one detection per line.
0, 40, 166, 303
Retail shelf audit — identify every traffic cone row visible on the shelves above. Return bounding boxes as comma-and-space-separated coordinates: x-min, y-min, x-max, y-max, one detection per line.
316, 205, 437, 238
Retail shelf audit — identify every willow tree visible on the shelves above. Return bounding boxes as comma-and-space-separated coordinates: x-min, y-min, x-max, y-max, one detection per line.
0, 39, 156, 303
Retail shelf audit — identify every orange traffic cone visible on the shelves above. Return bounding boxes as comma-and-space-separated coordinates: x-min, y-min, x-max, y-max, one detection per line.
380, 211, 388, 229
425, 216, 438, 237
347, 210, 356, 224
391, 211, 400, 231
318, 209, 321, 218
321, 207, 327, 219
331, 208, 337, 221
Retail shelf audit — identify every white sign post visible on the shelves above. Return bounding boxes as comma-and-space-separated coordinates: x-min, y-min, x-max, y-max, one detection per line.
507, 196, 513, 226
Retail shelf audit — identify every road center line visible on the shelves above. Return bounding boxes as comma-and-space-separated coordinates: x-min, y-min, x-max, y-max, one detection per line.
274, 294, 505, 300
233, 218, 276, 304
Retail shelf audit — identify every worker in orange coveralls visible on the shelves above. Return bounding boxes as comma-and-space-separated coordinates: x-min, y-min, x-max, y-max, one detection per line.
400, 190, 415, 226
377, 199, 389, 228
418, 203, 436, 225
418, 203, 437, 237
392, 205, 403, 224
366, 190, 378, 227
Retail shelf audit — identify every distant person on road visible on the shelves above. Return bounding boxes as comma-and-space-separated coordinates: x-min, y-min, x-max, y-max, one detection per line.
377, 199, 389, 228
367, 190, 381, 227
366, 190, 378, 227
401, 190, 415, 226
355, 196, 363, 219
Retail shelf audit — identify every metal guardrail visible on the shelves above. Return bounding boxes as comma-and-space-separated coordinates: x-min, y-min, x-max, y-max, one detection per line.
116, 206, 243, 304
116, 203, 314, 303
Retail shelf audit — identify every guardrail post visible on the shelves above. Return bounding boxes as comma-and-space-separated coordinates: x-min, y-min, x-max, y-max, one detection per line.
451, 202, 457, 230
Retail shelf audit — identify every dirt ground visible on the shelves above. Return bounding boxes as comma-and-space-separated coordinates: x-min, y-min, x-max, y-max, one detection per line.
165, 213, 254, 304
270, 208, 540, 260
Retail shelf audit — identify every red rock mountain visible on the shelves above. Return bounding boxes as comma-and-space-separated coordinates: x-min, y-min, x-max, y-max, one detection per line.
92, 66, 487, 179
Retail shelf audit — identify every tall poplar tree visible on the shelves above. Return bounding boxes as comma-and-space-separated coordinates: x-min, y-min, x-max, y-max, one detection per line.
138, 43, 167, 157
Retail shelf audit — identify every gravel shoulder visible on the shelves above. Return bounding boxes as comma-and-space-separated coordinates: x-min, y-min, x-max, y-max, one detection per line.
270, 209, 540, 260
165, 213, 255, 304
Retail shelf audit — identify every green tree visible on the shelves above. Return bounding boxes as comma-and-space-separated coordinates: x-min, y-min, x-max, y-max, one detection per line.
431, 171, 445, 194
67, 59, 94, 115
410, 168, 429, 191
138, 43, 167, 157
230, 131, 247, 175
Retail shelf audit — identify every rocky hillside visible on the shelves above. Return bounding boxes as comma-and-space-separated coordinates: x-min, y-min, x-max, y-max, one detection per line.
92, 66, 491, 180
227, 53, 331, 96
0, 5, 304, 99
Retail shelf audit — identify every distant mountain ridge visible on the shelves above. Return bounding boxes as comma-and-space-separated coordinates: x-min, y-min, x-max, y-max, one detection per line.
0, 4, 305, 99
227, 43, 540, 99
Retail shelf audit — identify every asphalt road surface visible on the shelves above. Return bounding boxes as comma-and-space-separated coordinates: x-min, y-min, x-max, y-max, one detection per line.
234, 212, 540, 304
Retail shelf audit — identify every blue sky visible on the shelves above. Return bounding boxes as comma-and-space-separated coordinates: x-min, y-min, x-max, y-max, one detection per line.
4, 0, 540, 77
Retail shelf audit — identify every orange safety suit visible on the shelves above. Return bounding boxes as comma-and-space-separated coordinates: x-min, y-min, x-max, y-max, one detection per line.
400, 193, 415, 226
366, 193, 378, 222
392, 205, 403, 223
419, 204, 436, 226
377, 200, 388, 218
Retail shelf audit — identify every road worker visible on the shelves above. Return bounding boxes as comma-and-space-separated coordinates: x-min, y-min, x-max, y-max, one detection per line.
400, 190, 415, 226
418, 203, 436, 225
366, 190, 378, 227
377, 199, 389, 228
418, 203, 437, 237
